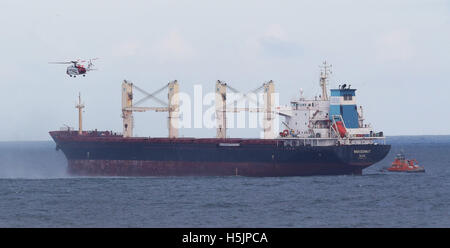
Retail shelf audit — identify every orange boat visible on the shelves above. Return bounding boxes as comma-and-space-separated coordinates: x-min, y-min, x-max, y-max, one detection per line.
387, 153, 425, 173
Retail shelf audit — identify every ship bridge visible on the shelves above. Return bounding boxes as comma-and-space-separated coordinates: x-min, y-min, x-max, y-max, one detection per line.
279, 62, 384, 145
330, 87, 358, 128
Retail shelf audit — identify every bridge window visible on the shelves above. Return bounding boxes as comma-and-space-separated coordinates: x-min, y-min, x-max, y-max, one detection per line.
344, 94, 352, 101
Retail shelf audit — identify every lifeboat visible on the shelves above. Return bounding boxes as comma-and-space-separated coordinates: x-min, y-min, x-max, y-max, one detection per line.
387, 153, 425, 173
331, 121, 347, 138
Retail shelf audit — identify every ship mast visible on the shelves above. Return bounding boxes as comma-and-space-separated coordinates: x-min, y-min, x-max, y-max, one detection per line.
75, 92, 85, 135
319, 61, 332, 101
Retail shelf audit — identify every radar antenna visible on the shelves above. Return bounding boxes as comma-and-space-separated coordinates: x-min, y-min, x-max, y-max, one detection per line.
319, 61, 332, 101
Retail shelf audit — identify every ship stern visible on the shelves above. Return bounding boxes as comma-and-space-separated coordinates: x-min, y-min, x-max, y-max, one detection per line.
334, 144, 391, 174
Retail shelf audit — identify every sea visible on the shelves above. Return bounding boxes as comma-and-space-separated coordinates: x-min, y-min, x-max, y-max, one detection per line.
0, 135, 449, 227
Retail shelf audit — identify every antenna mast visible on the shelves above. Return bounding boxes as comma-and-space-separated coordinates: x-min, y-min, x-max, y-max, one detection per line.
319, 61, 332, 101
76, 92, 85, 135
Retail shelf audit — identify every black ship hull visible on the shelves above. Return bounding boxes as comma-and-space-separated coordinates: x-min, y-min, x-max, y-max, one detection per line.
50, 131, 391, 177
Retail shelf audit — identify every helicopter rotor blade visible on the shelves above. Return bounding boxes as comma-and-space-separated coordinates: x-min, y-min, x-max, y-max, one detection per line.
48, 62, 72, 64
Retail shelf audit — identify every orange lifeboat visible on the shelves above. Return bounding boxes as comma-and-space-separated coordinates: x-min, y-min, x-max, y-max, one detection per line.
387, 153, 425, 173
331, 121, 347, 138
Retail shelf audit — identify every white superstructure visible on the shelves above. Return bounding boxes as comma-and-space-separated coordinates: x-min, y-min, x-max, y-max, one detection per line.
275, 61, 385, 146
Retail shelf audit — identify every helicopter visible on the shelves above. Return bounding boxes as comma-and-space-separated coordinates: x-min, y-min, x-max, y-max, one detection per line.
49, 58, 99, 77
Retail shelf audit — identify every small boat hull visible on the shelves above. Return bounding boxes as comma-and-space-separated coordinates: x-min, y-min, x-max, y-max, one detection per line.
387, 167, 425, 173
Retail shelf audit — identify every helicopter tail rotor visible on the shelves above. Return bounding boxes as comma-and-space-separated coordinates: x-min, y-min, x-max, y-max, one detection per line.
87, 58, 99, 71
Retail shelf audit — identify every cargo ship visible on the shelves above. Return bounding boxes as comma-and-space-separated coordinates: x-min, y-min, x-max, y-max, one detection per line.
50, 62, 390, 177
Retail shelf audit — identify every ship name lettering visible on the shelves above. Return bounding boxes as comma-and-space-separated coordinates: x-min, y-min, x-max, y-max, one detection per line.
353, 150, 371, 154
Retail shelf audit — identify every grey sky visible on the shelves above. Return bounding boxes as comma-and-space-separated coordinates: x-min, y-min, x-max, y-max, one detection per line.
0, 0, 449, 141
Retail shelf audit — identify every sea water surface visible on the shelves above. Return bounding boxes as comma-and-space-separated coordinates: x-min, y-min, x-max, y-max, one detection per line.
0, 136, 449, 227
